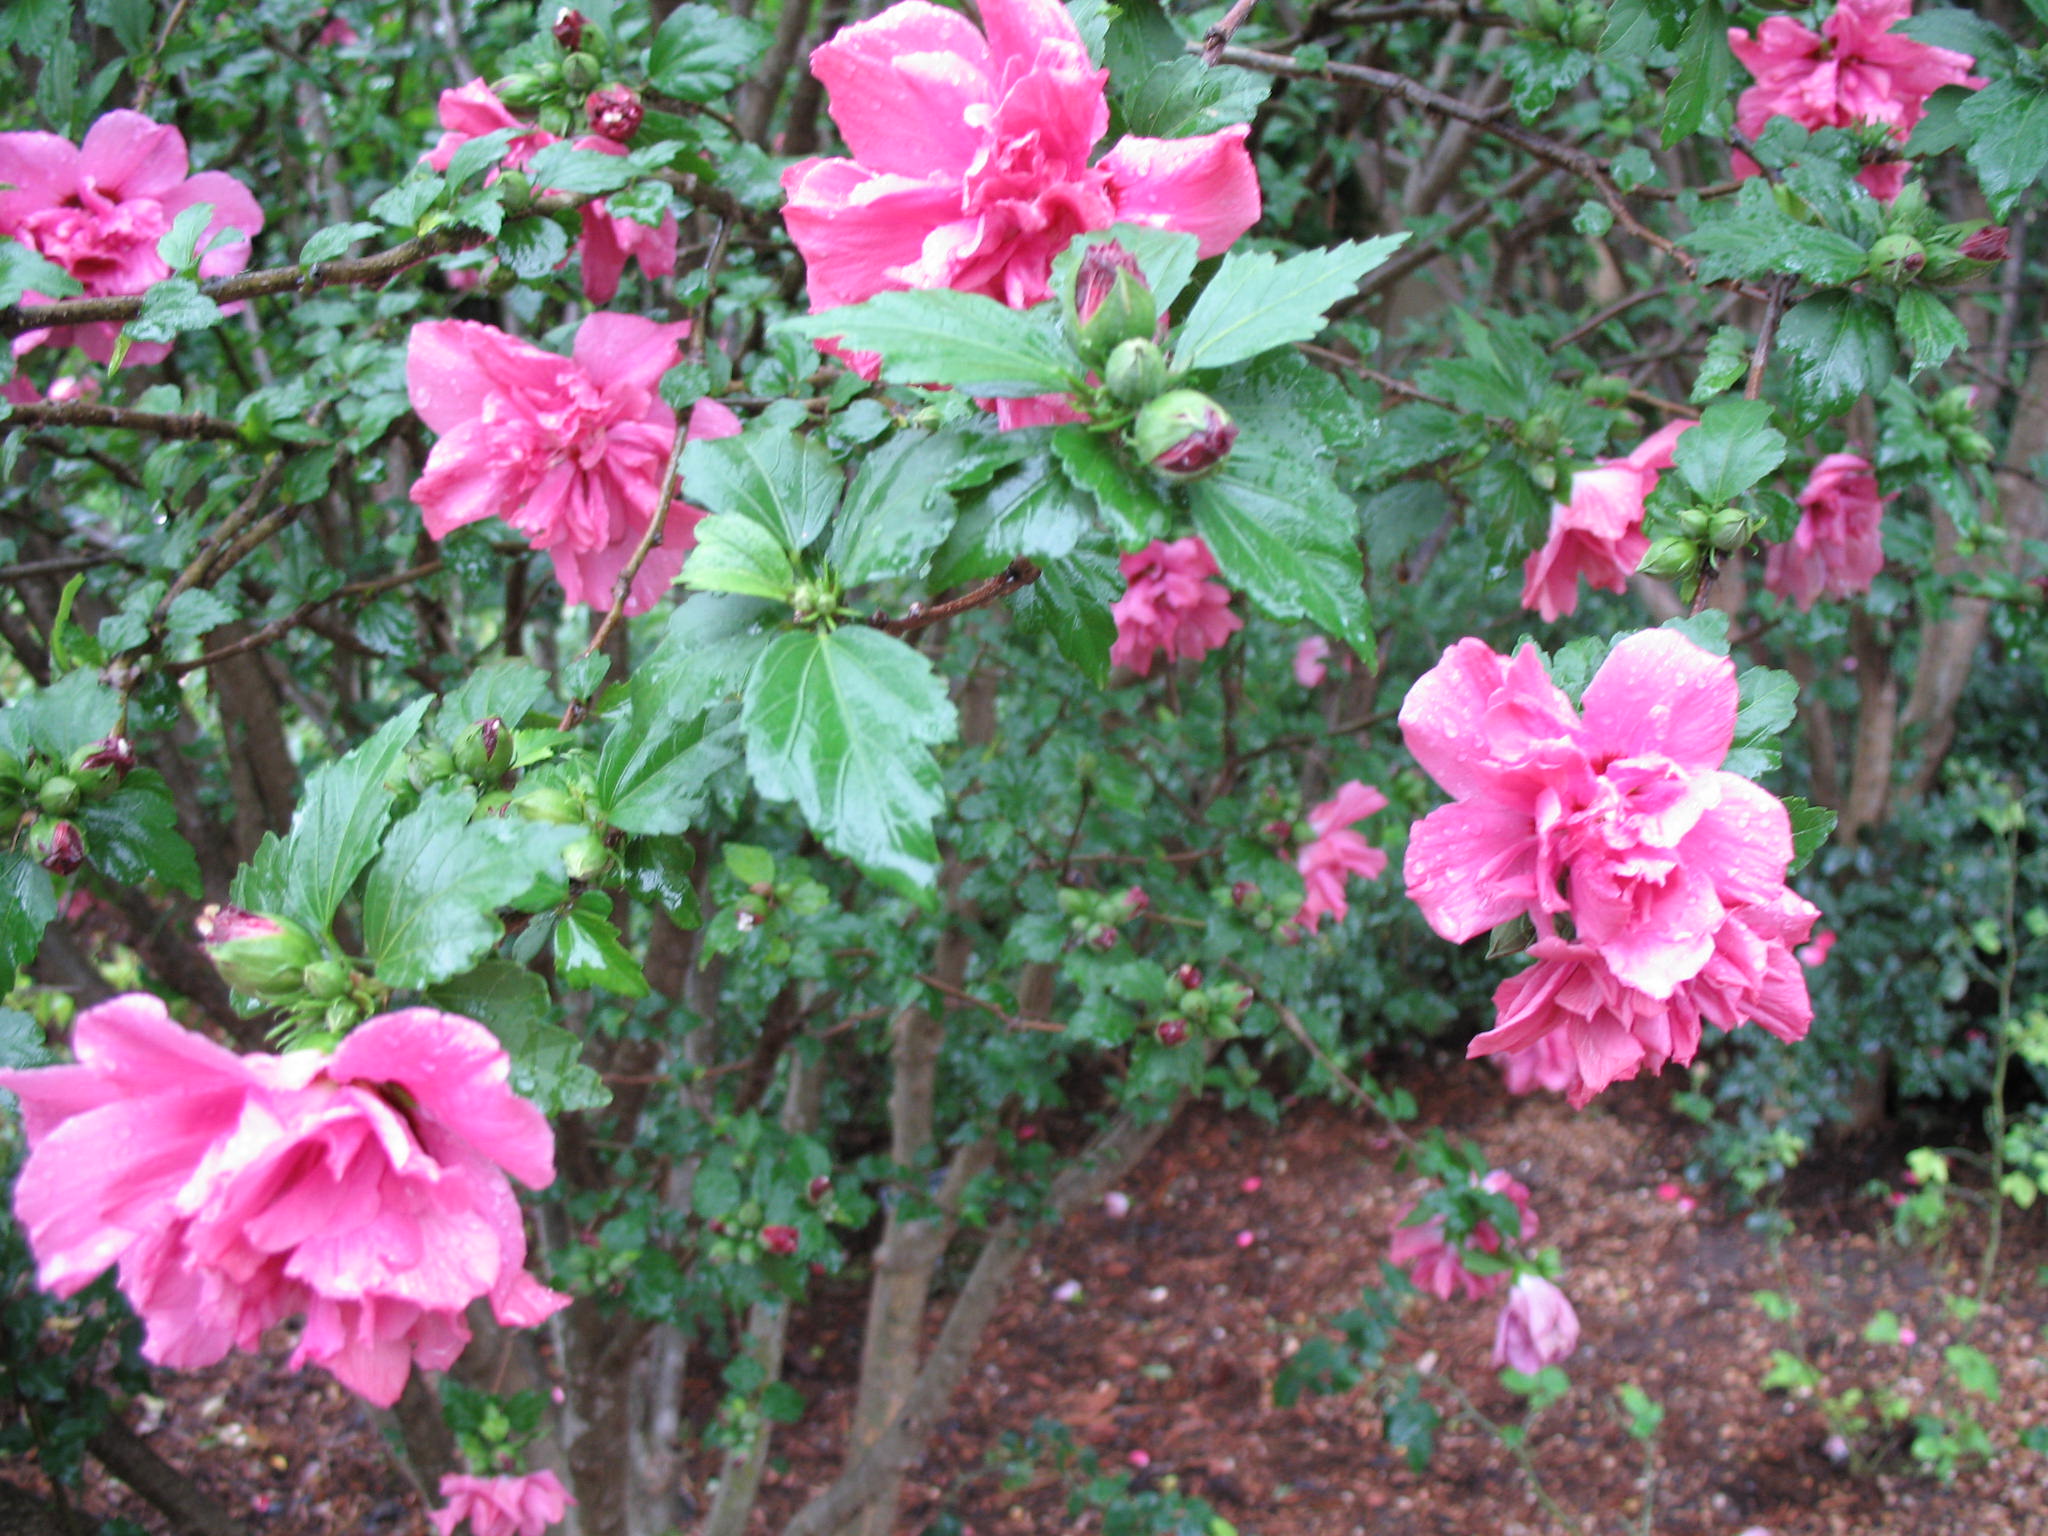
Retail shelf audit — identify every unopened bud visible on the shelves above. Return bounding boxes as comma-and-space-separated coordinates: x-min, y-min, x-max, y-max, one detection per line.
1866, 233, 1925, 283
1948, 428, 1994, 465
1156, 1017, 1189, 1047
1174, 964, 1203, 991
454, 716, 515, 781
35, 819, 85, 876
72, 736, 137, 789
1230, 881, 1258, 910
301, 959, 354, 1001
585, 85, 643, 143
563, 832, 610, 883
1104, 336, 1170, 405
561, 50, 602, 92
1676, 505, 1714, 543
409, 744, 456, 792
1089, 924, 1120, 952
1074, 243, 1156, 360
196, 904, 323, 997
760, 1225, 800, 1256
1932, 385, 1976, 431
37, 774, 81, 816
1960, 225, 2009, 263
495, 71, 548, 111
552, 7, 586, 50
1638, 535, 1700, 581
808, 1175, 832, 1203
1584, 374, 1631, 407
511, 783, 580, 824
1131, 389, 1237, 481
1706, 507, 1751, 553
1123, 885, 1150, 917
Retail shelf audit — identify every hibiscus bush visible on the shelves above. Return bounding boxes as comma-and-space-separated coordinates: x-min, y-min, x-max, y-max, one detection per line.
1, 0, 2045, 1532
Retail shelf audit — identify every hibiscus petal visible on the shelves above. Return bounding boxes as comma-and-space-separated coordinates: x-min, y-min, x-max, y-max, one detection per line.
570, 312, 691, 399
1679, 771, 1794, 903
1099, 126, 1261, 257
1579, 628, 1738, 772
780, 159, 971, 313
0, 131, 80, 229
1405, 800, 1540, 942
77, 110, 189, 197
810, 4, 993, 179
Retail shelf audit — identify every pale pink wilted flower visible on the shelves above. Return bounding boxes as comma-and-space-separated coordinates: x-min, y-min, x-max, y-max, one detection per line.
1494, 1029, 1581, 1098
406, 314, 742, 616
1655, 1181, 1683, 1202
424, 80, 677, 303
1728, 0, 1984, 200
1798, 928, 1837, 967
781, 0, 1259, 320
1521, 420, 1694, 622
430, 1470, 575, 1536
1764, 454, 1890, 610
1127, 1449, 1152, 1470
1109, 536, 1242, 676
1492, 1273, 1580, 1375
0, 110, 263, 364
1291, 779, 1389, 933
1390, 1170, 1538, 1302
0, 994, 566, 1407
1898, 1322, 1918, 1346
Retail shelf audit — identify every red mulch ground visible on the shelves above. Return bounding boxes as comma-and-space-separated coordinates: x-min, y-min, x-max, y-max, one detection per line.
14, 1057, 2048, 1535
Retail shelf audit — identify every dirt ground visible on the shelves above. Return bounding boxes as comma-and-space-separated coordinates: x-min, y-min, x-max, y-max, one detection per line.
16, 1058, 2048, 1536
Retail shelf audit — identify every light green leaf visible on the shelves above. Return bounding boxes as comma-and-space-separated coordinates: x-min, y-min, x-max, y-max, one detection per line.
437, 661, 551, 741
524, 142, 636, 195
682, 513, 798, 600
800, 290, 1083, 397
1010, 543, 1121, 687
593, 700, 741, 836
0, 243, 82, 307
124, 277, 223, 345
1172, 237, 1406, 373
1662, 0, 1732, 146
681, 423, 840, 552
498, 216, 572, 279
741, 627, 958, 903
0, 669, 122, 760
1893, 288, 1969, 377
1673, 398, 1786, 504
1958, 77, 2048, 222
1724, 664, 1799, 777
1050, 430, 1171, 549
649, 2, 771, 102
298, 221, 382, 264
1783, 797, 1836, 875
554, 898, 650, 996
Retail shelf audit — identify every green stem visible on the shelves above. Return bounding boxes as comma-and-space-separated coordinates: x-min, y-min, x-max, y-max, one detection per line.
1436, 1374, 1587, 1536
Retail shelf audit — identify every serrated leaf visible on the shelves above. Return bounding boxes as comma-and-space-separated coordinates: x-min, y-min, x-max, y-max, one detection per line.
426, 958, 610, 1114
1662, 0, 1732, 146
438, 661, 551, 742
1010, 541, 1120, 687
1173, 238, 1406, 373
802, 290, 1083, 397
298, 221, 382, 264
0, 242, 82, 307
682, 513, 798, 600
1958, 77, 2048, 221
649, 2, 771, 102
1775, 292, 1895, 422
124, 276, 223, 345
1783, 797, 1835, 875
554, 902, 650, 996
523, 142, 637, 196
1893, 287, 1969, 377
498, 216, 572, 279
0, 1007, 50, 1071
1724, 665, 1799, 777
0, 853, 58, 990
741, 627, 957, 903
1189, 448, 1373, 665
681, 422, 840, 552
1692, 325, 1751, 402
1944, 1344, 2000, 1400
594, 700, 741, 836
1048, 429, 1169, 550
232, 698, 432, 934
829, 429, 964, 584
361, 787, 576, 989
0, 669, 122, 760
72, 770, 200, 894
1673, 398, 1786, 504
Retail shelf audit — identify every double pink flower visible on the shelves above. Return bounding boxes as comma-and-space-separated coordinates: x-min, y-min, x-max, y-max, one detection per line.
781, 0, 1259, 316
1520, 420, 1693, 623
406, 313, 742, 615
0, 110, 264, 364
1109, 536, 1242, 676
1291, 780, 1389, 933
1763, 452, 1890, 610
431, 1471, 575, 1536
1728, 0, 1984, 200
1389, 1170, 1538, 1302
0, 995, 567, 1407
1401, 630, 1818, 1103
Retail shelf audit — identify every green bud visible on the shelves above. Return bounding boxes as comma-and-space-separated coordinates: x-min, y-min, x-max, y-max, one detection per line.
561, 50, 602, 91
1677, 506, 1715, 542
1932, 386, 1976, 431
532, 59, 564, 88
453, 717, 515, 781
1948, 428, 1994, 465
1638, 535, 1701, 581
563, 832, 610, 883
302, 959, 355, 1001
495, 171, 534, 214
322, 998, 364, 1034
409, 744, 456, 792
1884, 178, 1927, 229
495, 71, 548, 110
789, 573, 842, 624
1522, 412, 1563, 454
1706, 506, 1752, 553
1130, 389, 1238, 481
1866, 233, 1926, 283
1103, 336, 1170, 406
196, 905, 323, 998
1584, 374, 1632, 407
512, 783, 581, 824
37, 775, 80, 816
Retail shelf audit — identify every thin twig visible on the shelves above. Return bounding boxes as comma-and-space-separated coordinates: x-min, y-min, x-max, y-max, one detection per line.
915, 972, 1064, 1033
167, 561, 444, 675
5, 401, 244, 441
876, 559, 1040, 638
1266, 995, 1416, 1148
131, 0, 195, 110
1203, 0, 1262, 64
1745, 274, 1793, 401
1551, 285, 1671, 352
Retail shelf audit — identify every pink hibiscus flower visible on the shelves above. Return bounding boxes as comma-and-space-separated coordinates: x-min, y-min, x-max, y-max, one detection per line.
1109, 536, 1242, 676
1401, 628, 1801, 1001
0, 995, 566, 1407
1729, 0, 1984, 199
431, 1471, 576, 1536
424, 80, 677, 303
1493, 1029, 1582, 1098
1493, 1274, 1579, 1374
781, 0, 1260, 318
1390, 1169, 1538, 1302
0, 110, 263, 364
406, 314, 743, 615
1521, 420, 1693, 623
1763, 452, 1890, 610
1291, 779, 1389, 932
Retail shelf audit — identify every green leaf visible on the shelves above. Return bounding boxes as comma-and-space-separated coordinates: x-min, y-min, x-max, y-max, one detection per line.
0, 1006, 50, 1071
649, 2, 771, 102
232, 698, 431, 934
1692, 325, 1751, 403
1010, 541, 1121, 687
1783, 797, 1836, 876
593, 700, 741, 836
123, 277, 223, 346
426, 959, 610, 1114
1672, 398, 1786, 504
442, 126, 519, 189
1944, 1344, 2001, 1401
802, 290, 1083, 397
1172, 237, 1406, 373
498, 216, 572, 279
369, 173, 443, 231
523, 142, 636, 195
830, 429, 965, 584
1050, 429, 1171, 550
73, 771, 200, 895
1382, 1373, 1442, 1473
682, 513, 798, 600
362, 787, 577, 990
0, 243, 81, 308
1685, 180, 1869, 286
1051, 224, 1201, 320
1662, 0, 1732, 147
0, 669, 122, 760
298, 221, 382, 264
554, 899, 650, 996
681, 423, 840, 553
1189, 448, 1373, 665
1725, 665, 1799, 778
741, 627, 958, 903
1958, 77, 2048, 221
1775, 292, 1896, 422
0, 853, 58, 991
437, 660, 551, 741
1893, 287, 1969, 377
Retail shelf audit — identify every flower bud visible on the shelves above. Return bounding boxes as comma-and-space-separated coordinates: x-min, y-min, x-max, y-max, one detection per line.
1932, 385, 1976, 431
1676, 505, 1714, 542
1156, 1017, 1189, 1047
1959, 225, 2009, 263
1948, 428, 1994, 465
1131, 389, 1238, 481
409, 744, 456, 792
1103, 337, 1170, 405
563, 832, 610, 883
561, 50, 602, 92
34, 819, 85, 877
301, 958, 355, 1001
760, 1225, 800, 1257
72, 736, 137, 790
196, 904, 323, 997
495, 71, 549, 110
1706, 506, 1752, 553
585, 85, 643, 143
453, 716, 515, 781
1122, 885, 1150, 917
1089, 924, 1120, 952
1073, 243, 1157, 361
551, 7, 585, 50
1866, 233, 1926, 283
1638, 535, 1700, 581
1230, 881, 1258, 910
1174, 964, 1203, 991
37, 774, 81, 816
808, 1175, 832, 1203
511, 783, 580, 824
1583, 374, 1631, 407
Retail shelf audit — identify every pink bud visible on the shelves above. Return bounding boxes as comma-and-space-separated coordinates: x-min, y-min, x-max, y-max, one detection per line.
1155, 1018, 1188, 1047
552, 7, 585, 49
77, 735, 137, 778
1017, 1124, 1038, 1141
808, 1175, 832, 1203
760, 1225, 799, 1256
585, 85, 643, 143
1174, 964, 1203, 991
1230, 881, 1258, 909
1089, 925, 1120, 952
38, 820, 84, 876
1960, 225, 2009, 262
1074, 240, 1144, 323
1122, 885, 1150, 916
